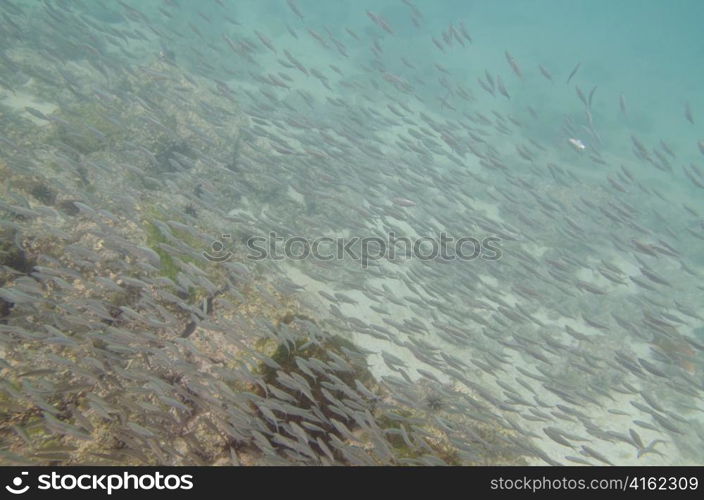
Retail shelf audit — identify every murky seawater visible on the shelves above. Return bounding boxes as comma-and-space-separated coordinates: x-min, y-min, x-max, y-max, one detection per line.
0, 0, 702, 466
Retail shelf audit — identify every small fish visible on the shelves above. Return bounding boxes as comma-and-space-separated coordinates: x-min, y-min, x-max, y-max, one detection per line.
575, 85, 588, 106
286, 0, 304, 20
619, 93, 627, 116
566, 62, 581, 84
538, 64, 553, 82
568, 138, 586, 151
581, 445, 613, 465
629, 428, 644, 449
588, 85, 597, 108
458, 21, 472, 43
24, 107, 50, 121
505, 51, 522, 78
496, 75, 510, 100
543, 427, 575, 449
637, 440, 667, 459
684, 102, 694, 124
391, 197, 416, 207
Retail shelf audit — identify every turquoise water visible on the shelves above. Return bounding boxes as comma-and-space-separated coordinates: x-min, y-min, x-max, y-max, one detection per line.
0, 0, 702, 466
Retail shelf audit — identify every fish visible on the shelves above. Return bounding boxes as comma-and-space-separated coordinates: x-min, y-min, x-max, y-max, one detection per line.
0, 0, 701, 470
24, 107, 51, 121
684, 102, 694, 124
496, 75, 510, 100
581, 446, 613, 465
505, 51, 523, 78
568, 138, 586, 151
538, 64, 553, 81
619, 93, 627, 116
286, 0, 304, 20
391, 197, 416, 207
566, 62, 581, 84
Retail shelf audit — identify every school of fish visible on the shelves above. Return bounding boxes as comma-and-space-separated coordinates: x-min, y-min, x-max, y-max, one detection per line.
0, 0, 703, 466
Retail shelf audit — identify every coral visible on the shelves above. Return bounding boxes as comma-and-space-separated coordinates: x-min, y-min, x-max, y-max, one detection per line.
29, 182, 56, 205
57, 200, 81, 216
183, 204, 198, 218
50, 102, 121, 155
248, 319, 382, 463
372, 381, 528, 466
153, 140, 195, 173
651, 333, 697, 375
144, 221, 181, 284
0, 230, 35, 274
